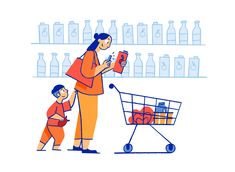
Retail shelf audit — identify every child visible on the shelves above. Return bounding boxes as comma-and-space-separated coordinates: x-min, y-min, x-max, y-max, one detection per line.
37, 84, 77, 151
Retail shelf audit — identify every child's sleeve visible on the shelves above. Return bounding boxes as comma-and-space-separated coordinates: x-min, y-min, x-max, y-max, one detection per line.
63, 101, 72, 112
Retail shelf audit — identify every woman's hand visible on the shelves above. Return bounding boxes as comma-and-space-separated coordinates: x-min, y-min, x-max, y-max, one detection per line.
102, 60, 111, 69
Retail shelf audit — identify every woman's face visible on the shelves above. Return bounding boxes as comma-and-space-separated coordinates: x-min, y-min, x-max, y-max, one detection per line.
98, 36, 112, 50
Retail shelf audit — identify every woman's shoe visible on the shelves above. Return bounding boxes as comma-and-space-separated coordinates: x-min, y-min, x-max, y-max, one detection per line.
72, 146, 83, 151
82, 149, 99, 154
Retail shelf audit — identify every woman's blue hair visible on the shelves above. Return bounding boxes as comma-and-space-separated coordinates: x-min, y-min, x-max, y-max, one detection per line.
87, 33, 111, 51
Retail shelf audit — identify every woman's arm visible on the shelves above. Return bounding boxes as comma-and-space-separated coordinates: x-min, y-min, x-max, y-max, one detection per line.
95, 60, 112, 75
102, 62, 115, 74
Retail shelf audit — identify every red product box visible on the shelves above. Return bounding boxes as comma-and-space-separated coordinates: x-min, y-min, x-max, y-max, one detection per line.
113, 50, 128, 74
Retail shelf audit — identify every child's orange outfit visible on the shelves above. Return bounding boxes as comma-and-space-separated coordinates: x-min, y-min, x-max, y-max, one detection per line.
39, 101, 71, 146
74, 51, 103, 141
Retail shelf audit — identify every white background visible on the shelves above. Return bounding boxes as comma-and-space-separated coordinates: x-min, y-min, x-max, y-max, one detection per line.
0, 0, 234, 171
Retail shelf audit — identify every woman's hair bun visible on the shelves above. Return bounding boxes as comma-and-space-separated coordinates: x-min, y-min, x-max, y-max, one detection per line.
94, 33, 99, 39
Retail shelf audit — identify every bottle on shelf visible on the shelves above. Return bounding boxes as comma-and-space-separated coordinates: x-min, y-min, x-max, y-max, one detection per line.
95, 20, 104, 34
121, 60, 130, 77
188, 56, 200, 77
108, 20, 117, 44
167, 20, 176, 45
179, 20, 188, 45
39, 22, 50, 44
68, 21, 79, 44
134, 53, 143, 77
53, 22, 64, 44
83, 20, 92, 44
137, 23, 148, 44
37, 53, 46, 77
174, 55, 185, 77
146, 53, 155, 77
122, 23, 134, 44
159, 54, 170, 77
152, 22, 163, 45
50, 53, 59, 77
192, 20, 201, 45
62, 53, 71, 77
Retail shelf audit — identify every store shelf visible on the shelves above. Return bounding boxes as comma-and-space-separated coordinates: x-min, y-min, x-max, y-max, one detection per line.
33, 76, 207, 79
31, 43, 206, 46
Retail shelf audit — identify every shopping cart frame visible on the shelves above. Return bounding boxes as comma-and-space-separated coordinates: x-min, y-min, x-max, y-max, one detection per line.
109, 83, 182, 154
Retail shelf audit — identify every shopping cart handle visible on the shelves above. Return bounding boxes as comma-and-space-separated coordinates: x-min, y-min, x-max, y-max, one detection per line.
109, 83, 115, 89
109, 83, 120, 92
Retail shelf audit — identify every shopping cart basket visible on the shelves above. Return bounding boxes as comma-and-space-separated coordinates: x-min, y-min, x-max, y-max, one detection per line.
109, 83, 182, 154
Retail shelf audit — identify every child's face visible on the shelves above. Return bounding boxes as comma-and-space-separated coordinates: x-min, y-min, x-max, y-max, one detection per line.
59, 87, 68, 99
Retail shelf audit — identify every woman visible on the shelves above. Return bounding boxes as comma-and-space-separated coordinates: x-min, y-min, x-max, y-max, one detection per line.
72, 33, 114, 153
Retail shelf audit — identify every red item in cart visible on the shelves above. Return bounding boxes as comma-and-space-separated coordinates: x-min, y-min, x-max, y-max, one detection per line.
113, 50, 128, 74
128, 106, 154, 124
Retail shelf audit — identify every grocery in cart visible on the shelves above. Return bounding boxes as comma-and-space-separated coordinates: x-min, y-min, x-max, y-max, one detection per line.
109, 83, 182, 154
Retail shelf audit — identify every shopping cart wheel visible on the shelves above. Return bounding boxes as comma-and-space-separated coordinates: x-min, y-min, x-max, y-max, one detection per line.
166, 144, 176, 153
123, 143, 133, 153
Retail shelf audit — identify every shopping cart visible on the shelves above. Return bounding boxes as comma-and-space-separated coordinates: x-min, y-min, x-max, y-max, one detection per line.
109, 83, 182, 154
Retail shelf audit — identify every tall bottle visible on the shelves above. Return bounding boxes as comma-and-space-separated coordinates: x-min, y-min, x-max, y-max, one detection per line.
134, 53, 143, 77
95, 20, 104, 34
179, 20, 188, 45
50, 53, 59, 77
167, 20, 176, 45
146, 53, 155, 77
108, 20, 117, 44
121, 60, 130, 77
37, 53, 46, 77
192, 21, 201, 45
83, 20, 92, 44
62, 53, 71, 77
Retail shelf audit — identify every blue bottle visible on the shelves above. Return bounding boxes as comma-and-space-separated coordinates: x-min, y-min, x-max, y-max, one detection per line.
192, 21, 201, 45
188, 56, 200, 77
123, 23, 134, 44
68, 21, 79, 44
104, 55, 115, 78
95, 20, 104, 34
159, 54, 170, 77
50, 53, 59, 77
37, 53, 46, 77
167, 20, 176, 45
121, 60, 130, 77
179, 20, 188, 45
152, 22, 163, 45
137, 23, 148, 44
146, 53, 155, 77
108, 20, 117, 44
134, 53, 143, 77
174, 55, 185, 77
39, 23, 50, 44
53, 22, 64, 44
62, 53, 71, 77
83, 20, 92, 44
